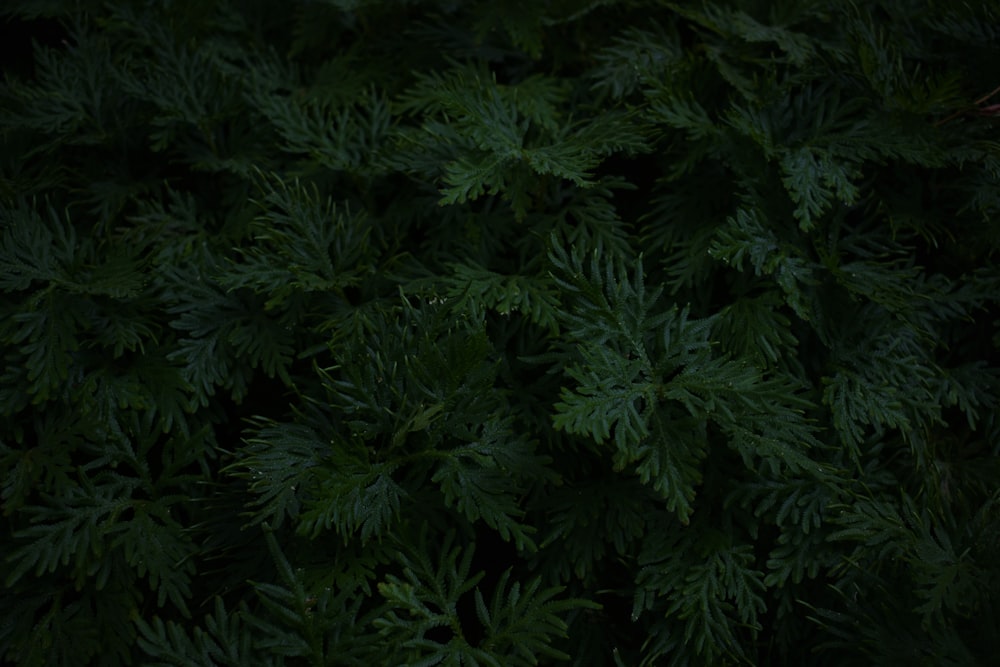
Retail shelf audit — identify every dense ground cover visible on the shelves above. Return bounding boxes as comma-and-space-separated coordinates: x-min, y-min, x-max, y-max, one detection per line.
2, 1, 999, 664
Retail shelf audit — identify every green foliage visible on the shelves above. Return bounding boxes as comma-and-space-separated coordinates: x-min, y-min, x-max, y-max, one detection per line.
376, 528, 597, 666
633, 516, 767, 665
2, 0, 999, 665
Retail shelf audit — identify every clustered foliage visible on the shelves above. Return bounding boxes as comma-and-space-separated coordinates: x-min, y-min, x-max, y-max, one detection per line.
2, 0, 999, 665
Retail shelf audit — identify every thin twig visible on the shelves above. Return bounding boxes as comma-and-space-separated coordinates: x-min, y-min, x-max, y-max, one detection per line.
935, 84, 1000, 126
